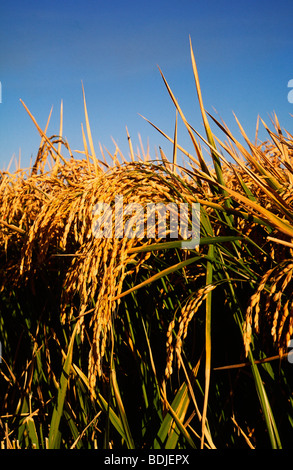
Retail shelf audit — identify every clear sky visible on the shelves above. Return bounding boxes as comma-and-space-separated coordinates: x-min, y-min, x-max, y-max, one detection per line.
1, 0, 293, 170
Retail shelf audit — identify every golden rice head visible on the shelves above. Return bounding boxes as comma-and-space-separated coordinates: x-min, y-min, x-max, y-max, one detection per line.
243, 260, 293, 356
84, 163, 205, 390
56, 162, 188, 391
165, 284, 216, 379
0, 169, 59, 288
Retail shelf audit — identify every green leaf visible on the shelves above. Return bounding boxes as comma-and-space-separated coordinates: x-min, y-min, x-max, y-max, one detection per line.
154, 382, 196, 449
114, 255, 205, 300
73, 363, 128, 442
201, 244, 214, 449
248, 350, 282, 449
26, 416, 39, 449
48, 323, 78, 449
111, 366, 135, 449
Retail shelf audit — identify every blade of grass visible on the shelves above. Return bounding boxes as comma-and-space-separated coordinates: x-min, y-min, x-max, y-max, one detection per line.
57, 99, 63, 157
172, 110, 178, 173
178, 354, 216, 449
217, 182, 293, 237
20, 99, 67, 165
73, 364, 127, 441
248, 349, 282, 449
70, 412, 101, 449
81, 81, 99, 175
113, 255, 206, 300
25, 416, 39, 449
128, 236, 244, 254
189, 36, 225, 190
110, 325, 135, 449
48, 323, 78, 449
126, 126, 135, 162
201, 244, 214, 449
154, 382, 190, 449
157, 65, 211, 175
157, 385, 197, 449
139, 113, 200, 167
81, 122, 91, 172
18, 398, 40, 449
110, 366, 135, 449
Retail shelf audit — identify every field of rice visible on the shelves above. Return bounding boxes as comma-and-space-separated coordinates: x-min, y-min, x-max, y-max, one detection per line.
1, 40, 293, 449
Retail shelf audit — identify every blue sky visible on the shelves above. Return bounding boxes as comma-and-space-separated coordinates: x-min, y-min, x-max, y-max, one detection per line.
1, 0, 293, 170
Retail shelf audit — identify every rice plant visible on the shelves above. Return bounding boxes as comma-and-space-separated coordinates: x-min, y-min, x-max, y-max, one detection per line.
1, 38, 293, 449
